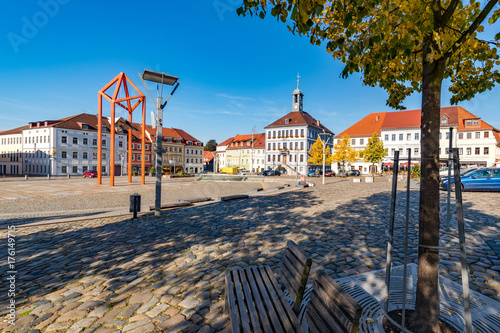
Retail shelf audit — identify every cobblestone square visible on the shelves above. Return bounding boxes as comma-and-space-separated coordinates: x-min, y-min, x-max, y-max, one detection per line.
1, 178, 499, 332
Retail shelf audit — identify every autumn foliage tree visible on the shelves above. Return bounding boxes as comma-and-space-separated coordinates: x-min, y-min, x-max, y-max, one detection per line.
361, 132, 388, 175
331, 134, 358, 173
238, 1, 500, 331
307, 136, 333, 172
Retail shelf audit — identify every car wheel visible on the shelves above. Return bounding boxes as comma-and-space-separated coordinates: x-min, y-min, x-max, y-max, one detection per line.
450, 183, 464, 192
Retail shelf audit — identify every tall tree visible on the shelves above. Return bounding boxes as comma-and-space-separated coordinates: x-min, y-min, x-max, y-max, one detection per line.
331, 134, 358, 173
204, 139, 218, 151
361, 132, 388, 175
238, 1, 500, 331
307, 136, 333, 172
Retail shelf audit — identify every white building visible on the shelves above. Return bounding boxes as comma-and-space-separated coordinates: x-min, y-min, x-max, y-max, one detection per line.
215, 137, 234, 172
21, 114, 126, 176
264, 79, 334, 175
335, 106, 500, 174
0, 125, 26, 175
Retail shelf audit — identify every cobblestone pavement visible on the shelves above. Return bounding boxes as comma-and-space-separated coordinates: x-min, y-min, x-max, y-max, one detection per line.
1, 178, 499, 332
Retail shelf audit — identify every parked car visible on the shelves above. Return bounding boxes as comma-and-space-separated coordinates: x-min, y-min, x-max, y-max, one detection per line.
347, 170, 360, 177
336, 170, 348, 177
307, 170, 321, 177
440, 168, 478, 187
324, 171, 335, 177
258, 170, 270, 176
441, 168, 500, 192
267, 170, 281, 176
83, 170, 98, 178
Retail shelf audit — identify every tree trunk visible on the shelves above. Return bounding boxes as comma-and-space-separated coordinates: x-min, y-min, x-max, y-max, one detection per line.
412, 34, 446, 333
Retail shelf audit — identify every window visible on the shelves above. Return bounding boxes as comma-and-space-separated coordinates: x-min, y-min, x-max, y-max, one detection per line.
445, 148, 450, 154
300, 154, 303, 162
475, 132, 480, 139
467, 132, 472, 139
137, 144, 141, 150
407, 133, 411, 141
446, 132, 450, 140
93, 152, 97, 159
92, 139, 97, 145
415, 133, 419, 140
73, 137, 78, 144
360, 139, 364, 145
102, 139, 106, 146
145, 155, 150, 161
62, 166, 67, 173
102, 166, 106, 173
295, 129, 298, 136
102, 153, 106, 159
352, 139, 356, 145
277, 155, 280, 162
392, 134, 396, 141
83, 152, 88, 159
475, 147, 480, 155
137, 154, 141, 161
484, 132, 489, 138
484, 147, 489, 155
268, 155, 271, 162
458, 133, 463, 139
83, 138, 88, 145
459, 148, 463, 155
398, 134, 403, 140
118, 141, 123, 148
61, 151, 67, 158
72, 152, 78, 159
391, 148, 395, 156
300, 142, 304, 149
83, 166, 88, 172
132, 154, 135, 161
466, 147, 471, 155
414, 148, 419, 155
466, 120, 472, 126
441, 117, 447, 124
473, 119, 479, 125
72, 166, 78, 173
439, 133, 442, 140
301, 129, 304, 136
62, 136, 67, 143
475, 170, 491, 178
179, 148, 182, 153
384, 134, 389, 141
146, 144, 150, 150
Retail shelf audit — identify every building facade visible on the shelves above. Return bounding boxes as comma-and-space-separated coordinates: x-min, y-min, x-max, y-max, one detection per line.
215, 137, 234, 172
335, 106, 500, 174
264, 81, 333, 175
0, 126, 26, 175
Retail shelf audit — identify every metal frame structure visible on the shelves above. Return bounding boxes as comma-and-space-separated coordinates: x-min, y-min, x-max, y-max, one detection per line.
97, 73, 146, 186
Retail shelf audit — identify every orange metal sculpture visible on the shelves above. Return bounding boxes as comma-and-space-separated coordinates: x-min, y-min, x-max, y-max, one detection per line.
97, 73, 146, 186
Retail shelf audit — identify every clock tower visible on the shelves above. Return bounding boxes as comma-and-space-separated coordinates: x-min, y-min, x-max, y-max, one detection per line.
292, 73, 303, 112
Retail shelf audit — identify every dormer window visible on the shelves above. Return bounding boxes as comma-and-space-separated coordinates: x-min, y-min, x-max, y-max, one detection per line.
466, 120, 472, 126
473, 119, 479, 125
285, 119, 290, 124
441, 117, 447, 124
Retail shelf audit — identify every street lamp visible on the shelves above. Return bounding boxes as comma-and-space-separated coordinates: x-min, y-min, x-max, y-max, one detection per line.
140, 69, 180, 217
169, 159, 176, 175
319, 132, 332, 185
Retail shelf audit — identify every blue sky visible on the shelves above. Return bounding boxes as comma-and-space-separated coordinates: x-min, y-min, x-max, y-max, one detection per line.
1, 1, 499, 144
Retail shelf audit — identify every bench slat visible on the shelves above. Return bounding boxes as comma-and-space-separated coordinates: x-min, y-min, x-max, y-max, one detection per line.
239, 269, 263, 333
246, 268, 273, 332
264, 266, 304, 333
309, 288, 347, 333
279, 257, 305, 302
251, 267, 285, 333
225, 271, 241, 333
286, 240, 309, 267
315, 270, 362, 320
233, 270, 252, 333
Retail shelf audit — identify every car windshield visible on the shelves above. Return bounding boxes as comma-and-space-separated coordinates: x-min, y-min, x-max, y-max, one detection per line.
461, 169, 477, 177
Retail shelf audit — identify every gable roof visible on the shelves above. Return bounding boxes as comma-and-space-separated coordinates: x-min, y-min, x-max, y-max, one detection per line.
381, 110, 420, 130
265, 111, 333, 134
0, 125, 30, 135
173, 128, 201, 144
218, 137, 234, 147
227, 133, 265, 150
203, 151, 216, 162
253, 133, 266, 148
335, 112, 387, 138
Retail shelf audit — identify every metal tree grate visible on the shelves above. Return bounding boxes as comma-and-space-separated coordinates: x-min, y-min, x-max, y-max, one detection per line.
330, 264, 500, 333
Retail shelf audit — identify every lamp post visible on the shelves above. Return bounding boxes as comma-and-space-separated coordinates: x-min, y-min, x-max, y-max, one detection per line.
169, 159, 176, 175
319, 132, 332, 185
140, 69, 180, 217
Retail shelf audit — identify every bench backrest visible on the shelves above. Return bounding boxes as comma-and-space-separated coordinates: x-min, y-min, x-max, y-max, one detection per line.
279, 240, 312, 315
305, 269, 362, 333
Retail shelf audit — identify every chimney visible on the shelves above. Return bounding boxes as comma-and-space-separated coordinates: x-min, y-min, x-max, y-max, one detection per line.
376, 115, 380, 121
316, 120, 320, 126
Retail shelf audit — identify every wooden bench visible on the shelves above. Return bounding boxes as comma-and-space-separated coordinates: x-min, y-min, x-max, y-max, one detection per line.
225, 240, 312, 333
304, 269, 362, 333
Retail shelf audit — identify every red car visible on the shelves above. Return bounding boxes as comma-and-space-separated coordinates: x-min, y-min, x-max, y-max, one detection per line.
324, 171, 335, 177
83, 170, 98, 178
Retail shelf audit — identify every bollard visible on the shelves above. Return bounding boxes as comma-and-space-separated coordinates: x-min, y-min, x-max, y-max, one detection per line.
47, 174, 50, 179
130, 193, 141, 219
67, 174, 71, 179
25, 175, 28, 180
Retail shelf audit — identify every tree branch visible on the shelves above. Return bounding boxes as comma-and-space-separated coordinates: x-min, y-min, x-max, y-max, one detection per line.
440, 0, 461, 29
445, 0, 498, 57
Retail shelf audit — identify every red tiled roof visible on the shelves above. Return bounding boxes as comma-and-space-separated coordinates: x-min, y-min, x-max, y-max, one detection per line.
381, 110, 420, 129
218, 137, 234, 147
203, 151, 216, 162
49, 113, 112, 131
0, 125, 30, 135
173, 128, 201, 144
227, 133, 265, 150
457, 107, 495, 131
253, 133, 266, 148
265, 111, 333, 134
493, 130, 500, 143
335, 112, 387, 138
